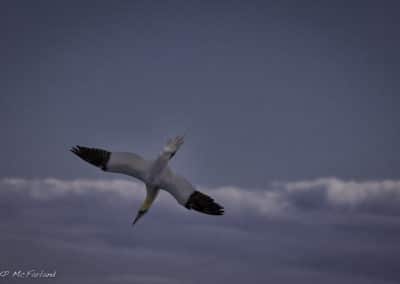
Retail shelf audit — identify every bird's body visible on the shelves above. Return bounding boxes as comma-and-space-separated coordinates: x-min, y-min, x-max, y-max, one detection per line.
71, 136, 224, 226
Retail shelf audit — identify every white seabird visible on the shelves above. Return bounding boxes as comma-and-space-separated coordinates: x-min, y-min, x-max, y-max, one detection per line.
71, 136, 224, 226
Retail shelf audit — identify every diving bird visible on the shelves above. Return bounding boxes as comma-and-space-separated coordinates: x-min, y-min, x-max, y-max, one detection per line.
70, 136, 224, 226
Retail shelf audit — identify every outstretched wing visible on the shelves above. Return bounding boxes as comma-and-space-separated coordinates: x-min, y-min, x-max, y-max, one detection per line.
159, 168, 224, 215
71, 146, 150, 181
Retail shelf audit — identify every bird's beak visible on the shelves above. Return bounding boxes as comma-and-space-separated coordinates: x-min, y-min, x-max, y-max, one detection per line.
132, 210, 146, 226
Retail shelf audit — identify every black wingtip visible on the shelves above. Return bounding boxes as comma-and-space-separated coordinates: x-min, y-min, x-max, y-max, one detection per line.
70, 145, 110, 170
70, 146, 78, 154
185, 191, 225, 216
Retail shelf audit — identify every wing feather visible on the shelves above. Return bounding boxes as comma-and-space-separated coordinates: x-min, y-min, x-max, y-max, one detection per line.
185, 191, 224, 215
71, 145, 149, 181
71, 146, 110, 170
159, 168, 224, 215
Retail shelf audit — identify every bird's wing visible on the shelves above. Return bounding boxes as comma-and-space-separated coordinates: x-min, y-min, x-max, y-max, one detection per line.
71, 146, 150, 181
159, 168, 224, 215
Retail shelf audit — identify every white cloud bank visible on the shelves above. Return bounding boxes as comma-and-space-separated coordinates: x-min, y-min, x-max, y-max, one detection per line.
282, 177, 400, 206
2, 177, 400, 216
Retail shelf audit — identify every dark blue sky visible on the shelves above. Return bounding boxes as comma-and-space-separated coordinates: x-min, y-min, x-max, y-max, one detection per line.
1, 1, 400, 283
1, 0, 399, 187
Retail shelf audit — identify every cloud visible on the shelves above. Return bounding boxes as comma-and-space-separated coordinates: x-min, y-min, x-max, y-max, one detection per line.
279, 177, 400, 215
1, 177, 141, 199
3, 177, 400, 216
282, 177, 400, 204
2, 177, 400, 284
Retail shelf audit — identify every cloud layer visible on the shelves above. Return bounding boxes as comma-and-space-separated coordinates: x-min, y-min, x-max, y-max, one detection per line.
3, 177, 400, 216
1, 177, 400, 284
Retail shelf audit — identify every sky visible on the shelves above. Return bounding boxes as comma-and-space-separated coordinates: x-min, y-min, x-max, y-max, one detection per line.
1, 0, 399, 283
